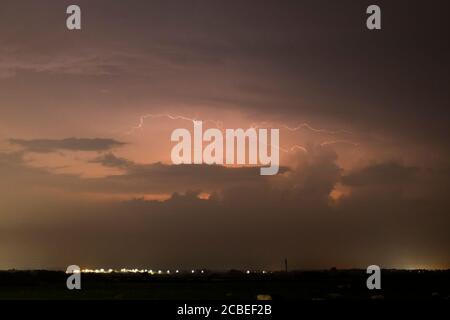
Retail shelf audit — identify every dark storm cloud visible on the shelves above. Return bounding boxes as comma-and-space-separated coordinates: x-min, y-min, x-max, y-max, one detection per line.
342, 162, 419, 187
9, 137, 126, 153
2, 148, 449, 270
0, 151, 288, 195
83, 162, 289, 194
89, 152, 134, 168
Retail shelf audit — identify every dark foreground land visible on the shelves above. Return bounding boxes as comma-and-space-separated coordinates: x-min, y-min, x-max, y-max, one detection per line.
0, 269, 449, 300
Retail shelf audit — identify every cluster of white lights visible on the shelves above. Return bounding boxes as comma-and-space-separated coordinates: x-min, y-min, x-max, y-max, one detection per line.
78, 268, 270, 274
120, 268, 147, 273
190, 270, 205, 274
80, 268, 183, 274
80, 268, 114, 274
245, 270, 269, 274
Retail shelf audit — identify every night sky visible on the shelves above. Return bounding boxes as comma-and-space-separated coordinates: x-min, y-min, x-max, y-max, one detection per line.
0, 0, 449, 270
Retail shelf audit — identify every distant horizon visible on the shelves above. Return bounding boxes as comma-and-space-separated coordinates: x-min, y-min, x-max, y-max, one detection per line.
2, 266, 450, 273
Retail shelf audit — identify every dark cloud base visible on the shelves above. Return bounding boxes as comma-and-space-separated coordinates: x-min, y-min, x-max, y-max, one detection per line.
1, 149, 449, 270
9, 137, 126, 153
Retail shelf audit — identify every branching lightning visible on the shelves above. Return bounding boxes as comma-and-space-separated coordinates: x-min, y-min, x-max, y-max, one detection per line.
126, 113, 359, 153
319, 140, 359, 147
250, 121, 352, 135
126, 113, 223, 135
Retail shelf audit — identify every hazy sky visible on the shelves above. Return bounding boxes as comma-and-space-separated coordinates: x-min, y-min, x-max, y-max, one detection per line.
0, 0, 449, 270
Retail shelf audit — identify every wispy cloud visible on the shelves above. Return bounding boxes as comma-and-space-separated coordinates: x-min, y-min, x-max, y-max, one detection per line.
0, 47, 145, 78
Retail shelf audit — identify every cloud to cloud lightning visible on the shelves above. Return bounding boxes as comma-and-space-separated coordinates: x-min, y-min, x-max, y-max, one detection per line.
126, 113, 359, 153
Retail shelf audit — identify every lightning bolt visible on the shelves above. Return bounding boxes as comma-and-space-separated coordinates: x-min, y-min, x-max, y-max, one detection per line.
319, 140, 359, 147
126, 113, 223, 135
251, 121, 352, 135
126, 113, 359, 153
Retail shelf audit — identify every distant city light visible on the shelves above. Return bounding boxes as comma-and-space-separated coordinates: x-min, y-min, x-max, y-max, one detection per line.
74, 267, 274, 276
77, 267, 276, 276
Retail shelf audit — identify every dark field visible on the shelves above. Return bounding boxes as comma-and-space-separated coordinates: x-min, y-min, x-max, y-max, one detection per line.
0, 270, 449, 300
